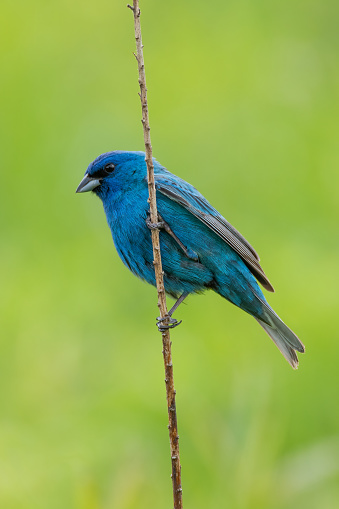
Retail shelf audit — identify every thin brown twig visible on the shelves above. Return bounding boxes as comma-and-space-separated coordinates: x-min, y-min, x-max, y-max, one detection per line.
128, 2, 183, 508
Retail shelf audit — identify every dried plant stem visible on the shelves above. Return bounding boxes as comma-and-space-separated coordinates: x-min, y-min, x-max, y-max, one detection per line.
128, 2, 183, 508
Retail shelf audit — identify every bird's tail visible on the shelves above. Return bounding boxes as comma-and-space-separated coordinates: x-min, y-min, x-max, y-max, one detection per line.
255, 301, 305, 369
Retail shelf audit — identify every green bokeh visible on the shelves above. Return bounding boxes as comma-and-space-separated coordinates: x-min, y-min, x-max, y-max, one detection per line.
1, 1, 339, 507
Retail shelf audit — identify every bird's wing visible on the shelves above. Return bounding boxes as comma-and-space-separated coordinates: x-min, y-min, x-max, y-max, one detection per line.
154, 173, 274, 292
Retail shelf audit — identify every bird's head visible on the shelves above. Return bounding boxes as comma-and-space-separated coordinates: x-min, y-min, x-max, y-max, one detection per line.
76, 150, 147, 198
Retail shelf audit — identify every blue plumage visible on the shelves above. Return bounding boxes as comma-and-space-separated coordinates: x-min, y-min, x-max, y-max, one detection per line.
77, 151, 304, 368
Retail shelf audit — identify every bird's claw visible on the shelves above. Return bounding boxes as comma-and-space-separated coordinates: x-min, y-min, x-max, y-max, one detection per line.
156, 315, 182, 331
146, 216, 164, 230
146, 215, 199, 262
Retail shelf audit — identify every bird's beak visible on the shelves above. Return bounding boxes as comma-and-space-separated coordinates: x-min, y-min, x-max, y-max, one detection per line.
76, 173, 101, 193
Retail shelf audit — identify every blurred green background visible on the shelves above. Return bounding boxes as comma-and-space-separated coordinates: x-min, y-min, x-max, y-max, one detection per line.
1, 0, 339, 507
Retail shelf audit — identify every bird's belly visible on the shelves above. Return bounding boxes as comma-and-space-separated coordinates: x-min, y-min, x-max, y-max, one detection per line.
111, 208, 213, 298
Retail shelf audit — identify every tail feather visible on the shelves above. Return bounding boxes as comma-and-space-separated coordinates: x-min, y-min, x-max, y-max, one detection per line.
256, 302, 305, 369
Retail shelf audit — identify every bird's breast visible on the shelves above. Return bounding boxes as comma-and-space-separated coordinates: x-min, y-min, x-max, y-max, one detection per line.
106, 192, 155, 283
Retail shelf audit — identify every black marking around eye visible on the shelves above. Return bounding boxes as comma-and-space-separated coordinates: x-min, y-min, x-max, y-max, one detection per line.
91, 164, 115, 179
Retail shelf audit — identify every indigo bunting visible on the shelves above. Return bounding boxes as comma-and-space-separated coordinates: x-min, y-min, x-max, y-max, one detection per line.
77, 151, 304, 368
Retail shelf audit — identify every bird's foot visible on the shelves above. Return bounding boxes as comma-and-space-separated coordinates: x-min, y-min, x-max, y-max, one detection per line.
146, 214, 199, 262
146, 216, 164, 230
156, 315, 182, 332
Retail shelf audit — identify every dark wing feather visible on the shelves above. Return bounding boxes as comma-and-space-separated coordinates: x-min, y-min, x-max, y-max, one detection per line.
154, 173, 274, 292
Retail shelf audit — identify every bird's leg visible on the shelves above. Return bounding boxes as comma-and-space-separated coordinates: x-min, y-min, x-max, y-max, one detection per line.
156, 292, 189, 332
146, 214, 199, 262
168, 291, 189, 317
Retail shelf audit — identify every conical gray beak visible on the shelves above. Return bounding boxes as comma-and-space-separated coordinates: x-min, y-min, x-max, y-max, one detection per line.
76, 174, 101, 193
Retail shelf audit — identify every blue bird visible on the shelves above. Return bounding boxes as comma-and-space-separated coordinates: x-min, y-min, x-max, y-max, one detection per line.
76, 151, 304, 368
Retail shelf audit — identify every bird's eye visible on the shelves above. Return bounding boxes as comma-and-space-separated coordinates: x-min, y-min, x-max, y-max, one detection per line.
104, 163, 115, 174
